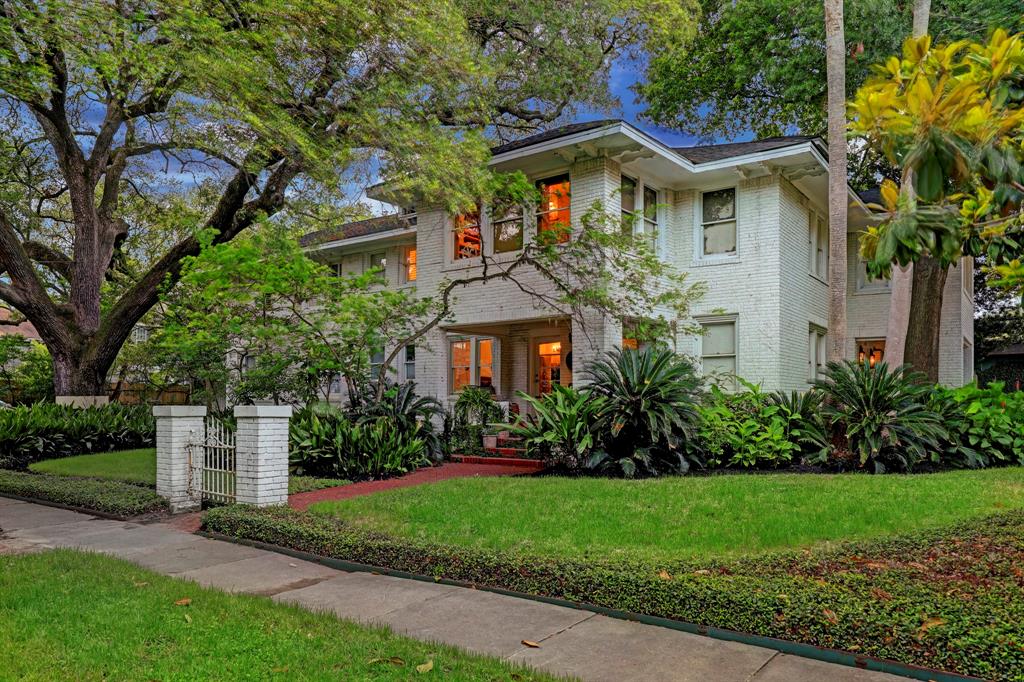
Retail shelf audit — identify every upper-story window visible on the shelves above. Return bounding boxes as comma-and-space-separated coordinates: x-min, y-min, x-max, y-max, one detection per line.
856, 259, 890, 293
492, 204, 524, 253
700, 188, 737, 258
402, 246, 417, 282
621, 177, 660, 252
536, 174, 570, 243
453, 209, 482, 260
809, 211, 828, 279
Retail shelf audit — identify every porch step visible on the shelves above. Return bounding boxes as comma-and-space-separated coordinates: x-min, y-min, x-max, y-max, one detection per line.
451, 455, 544, 470
485, 446, 529, 458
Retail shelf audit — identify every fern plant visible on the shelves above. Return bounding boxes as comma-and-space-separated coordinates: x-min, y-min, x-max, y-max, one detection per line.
816, 360, 946, 473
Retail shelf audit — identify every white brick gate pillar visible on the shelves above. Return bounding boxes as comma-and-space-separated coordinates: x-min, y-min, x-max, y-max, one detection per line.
233, 405, 292, 507
153, 405, 206, 512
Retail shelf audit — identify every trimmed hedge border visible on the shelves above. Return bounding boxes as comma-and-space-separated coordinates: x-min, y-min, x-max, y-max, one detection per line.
0, 470, 168, 518
204, 505, 1024, 681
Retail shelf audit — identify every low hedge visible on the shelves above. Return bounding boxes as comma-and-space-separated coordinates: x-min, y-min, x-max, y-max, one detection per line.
0, 470, 168, 517
204, 504, 1024, 681
0, 403, 155, 470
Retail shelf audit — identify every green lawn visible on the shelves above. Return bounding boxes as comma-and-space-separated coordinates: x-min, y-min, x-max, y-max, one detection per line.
28, 448, 345, 496
310, 468, 1024, 561
0, 550, 553, 681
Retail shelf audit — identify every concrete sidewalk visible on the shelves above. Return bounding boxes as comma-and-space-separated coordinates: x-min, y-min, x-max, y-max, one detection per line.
0, 497, 905, 682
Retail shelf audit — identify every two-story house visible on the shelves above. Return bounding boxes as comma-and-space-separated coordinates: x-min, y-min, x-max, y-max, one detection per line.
300, 120, 974, 410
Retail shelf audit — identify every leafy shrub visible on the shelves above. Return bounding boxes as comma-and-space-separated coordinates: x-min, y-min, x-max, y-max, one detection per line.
511, 385, 605, 471
349, 382, 444, 461
0, 403, 155, 470
816, 361, 946, 473
584, 346, 702, 477
289, 404, 428, 480
450, 386, 506, 456
693, 381, 825, 468
0, 469, 167, 516
930, 382, 1024, 469
204, 504, 1024, 681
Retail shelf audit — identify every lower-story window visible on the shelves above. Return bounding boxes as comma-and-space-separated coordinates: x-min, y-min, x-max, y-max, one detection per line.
808, 327, 827, 381
856, 338, 885, 367
700, 319, 737, 389
450, 336, 495, 392
403, 345, 416, 381
369, 349, 385, 381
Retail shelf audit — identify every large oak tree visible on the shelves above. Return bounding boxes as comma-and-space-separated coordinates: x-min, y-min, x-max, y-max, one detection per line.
0, 0, 692, 397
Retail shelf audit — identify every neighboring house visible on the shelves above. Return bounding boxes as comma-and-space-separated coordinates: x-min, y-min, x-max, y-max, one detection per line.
0, 307, 41, 341
301, 119, 974, 410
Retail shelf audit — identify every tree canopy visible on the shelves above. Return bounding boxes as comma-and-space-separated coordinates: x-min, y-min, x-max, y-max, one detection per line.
0, 0, 695, 396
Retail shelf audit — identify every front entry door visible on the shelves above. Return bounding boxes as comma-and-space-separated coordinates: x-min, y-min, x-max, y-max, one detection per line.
533, 337, 571, 396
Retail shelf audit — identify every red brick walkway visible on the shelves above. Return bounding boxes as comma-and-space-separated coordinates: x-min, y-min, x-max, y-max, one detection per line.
288, 462, 534, 511
160, 462, 534, 532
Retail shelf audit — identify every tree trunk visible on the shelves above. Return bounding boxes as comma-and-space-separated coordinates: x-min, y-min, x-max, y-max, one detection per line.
904, 255, 946, 382
883, 0, 930, 367
51, 351, 112, 397
824, 0, 848, 361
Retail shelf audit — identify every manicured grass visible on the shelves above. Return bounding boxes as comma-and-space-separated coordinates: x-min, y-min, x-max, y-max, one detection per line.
310, 468, 1024, 561
0, 550, 553, 681
29, 448, 347, 495
30, 448, 155, 485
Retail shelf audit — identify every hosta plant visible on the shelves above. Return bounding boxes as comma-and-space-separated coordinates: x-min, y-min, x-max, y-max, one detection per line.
816, 361, 946, 473
511, 385, 605, 471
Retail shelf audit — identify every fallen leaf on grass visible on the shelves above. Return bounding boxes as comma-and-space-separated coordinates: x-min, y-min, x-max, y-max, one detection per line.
184, 613, 192, 624
822, 609, 839, 625
870, 587, 893, 601
133, 581, 149, 588
918, 617, 946, 638
416, 660, 434, 673
657, 570, 672, 580
174, 598, 191, 606
521, 640, 541, 648
368, 657, 405, 666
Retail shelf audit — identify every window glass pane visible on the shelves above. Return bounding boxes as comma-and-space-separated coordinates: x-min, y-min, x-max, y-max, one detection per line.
404, 345, 415, 380
620, 176, 636, 213
477, 339, 493, 388
643, 186, 658, 220
451, 340, 471, 391
702, 188, 735, 223
492, 205, 524, 253
452, 367, 471, 392
703, 221, 737, 256
404, 247, 417, 281
537, 175, 570, 243
703, 356, 736, 377
856, 339, 886, 367
816, 217, 828, 275
702, 322, 735, 356
370, 252, 387, 271
454, 211, 481, 259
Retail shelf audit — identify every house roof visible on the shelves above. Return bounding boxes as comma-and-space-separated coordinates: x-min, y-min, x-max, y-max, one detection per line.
672, 135, 819, 164
490, 120, 620, 156
299, 214, 413, 247
0, 307, 40, 340
858, 187, 883, 206
989, 343, 1024, 357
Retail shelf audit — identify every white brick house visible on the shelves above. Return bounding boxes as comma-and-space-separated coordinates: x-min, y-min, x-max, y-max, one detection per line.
301, 120, 974, 409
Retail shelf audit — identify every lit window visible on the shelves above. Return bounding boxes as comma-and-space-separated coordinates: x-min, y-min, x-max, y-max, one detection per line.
454, 209, 481, 260
621, 337, 639, 350
403, 246, 417, 282
492, 205, 524, 253
537, 341, 562, 395
701, 188, 737, 257
856, 260, 890, 292
809, 212, 828, 278
856, 338, 885, 367
449, 337, 496, 393
403, 345, 416, 381
701, 320, 736, 388
536, 174, 570, 243
477, 339, 493, 389
808, 327, 827, 381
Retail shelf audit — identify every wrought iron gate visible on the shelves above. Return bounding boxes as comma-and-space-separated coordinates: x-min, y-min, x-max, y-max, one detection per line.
200, 415, 236, 503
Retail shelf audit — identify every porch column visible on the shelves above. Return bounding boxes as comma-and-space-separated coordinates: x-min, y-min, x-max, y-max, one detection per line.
153, 405, 206, 513
233, 405, 292, 507
571, 311, 622, 386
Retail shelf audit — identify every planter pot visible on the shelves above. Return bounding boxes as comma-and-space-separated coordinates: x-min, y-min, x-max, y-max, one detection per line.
482, 435, 498, 449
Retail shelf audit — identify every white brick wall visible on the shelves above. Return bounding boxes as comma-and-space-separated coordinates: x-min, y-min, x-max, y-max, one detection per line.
153, 405, 206, 512
234, 405, 292, 507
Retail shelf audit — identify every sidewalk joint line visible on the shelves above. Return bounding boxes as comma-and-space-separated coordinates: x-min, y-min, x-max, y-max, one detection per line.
746, 650, 781, 681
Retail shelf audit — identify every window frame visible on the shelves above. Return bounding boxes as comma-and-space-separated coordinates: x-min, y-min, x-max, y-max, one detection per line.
855, 338, 886, 368
808, 326, 827, 382
808, 210, 829, 280
448, 335, 498, 394
855, 258, 891, 293
401, 245, 417, 283
368, 251, 388, 277
697, 315, 738, 389
402, 344, 416, 382
535, 173, 571, 244
490, 203, 525, 254
696, 186, 739, 262
369, 348, 386, 382
620, 175, 662, 254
